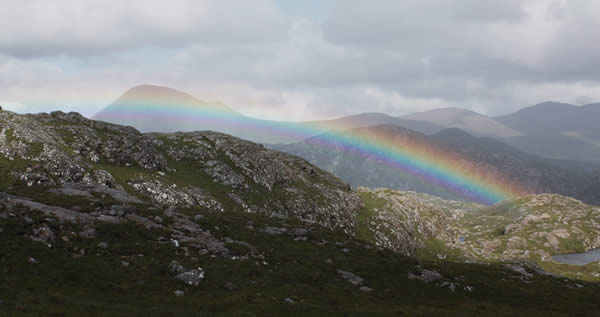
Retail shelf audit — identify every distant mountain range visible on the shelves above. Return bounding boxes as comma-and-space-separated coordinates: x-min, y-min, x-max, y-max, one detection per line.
93, 85, 444, 144
91, 85, 600, 204
402, 107, 521, 137
495, 102, 600, 162
272, 125, 600, 206
94, 85, 600, 163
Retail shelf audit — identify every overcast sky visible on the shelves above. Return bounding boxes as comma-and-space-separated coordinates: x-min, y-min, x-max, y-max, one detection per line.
1, 0, 599, 120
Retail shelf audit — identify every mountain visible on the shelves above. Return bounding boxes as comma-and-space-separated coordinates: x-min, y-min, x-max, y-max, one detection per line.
94, 87, 600, 165
402, 107, 521, 138
494, 102, 600, 163
496, 101, 600, 137
93, 85, 445, 144
3, 107, 600, 315
93, 84, 246, 133
501, 133, 600, 163
274, 125, 600, 206
305, 112, 445, 135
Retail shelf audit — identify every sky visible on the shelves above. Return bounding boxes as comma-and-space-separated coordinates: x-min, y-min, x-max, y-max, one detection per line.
1, 0, 600, 120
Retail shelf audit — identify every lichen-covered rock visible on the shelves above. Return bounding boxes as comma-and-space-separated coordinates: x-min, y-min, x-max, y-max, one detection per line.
356, 188, 476, 256
129, 180, 223, 210
1, 109, 361, 233
359, 188, 600, 269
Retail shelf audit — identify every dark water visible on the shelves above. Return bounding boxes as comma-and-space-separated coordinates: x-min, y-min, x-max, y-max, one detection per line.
552, 248, 600, 265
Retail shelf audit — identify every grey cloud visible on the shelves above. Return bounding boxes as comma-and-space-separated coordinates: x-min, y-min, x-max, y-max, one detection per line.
1, 1, 600, 120
0, 0, 289, 58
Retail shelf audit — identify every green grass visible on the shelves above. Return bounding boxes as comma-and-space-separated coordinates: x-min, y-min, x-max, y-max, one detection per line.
4, 127, 17, 143
416, 239, 466, 262
3, 201, 600, 316
3, 116, 600, 315
355, 191, 386, 243
560, 238, 587, 254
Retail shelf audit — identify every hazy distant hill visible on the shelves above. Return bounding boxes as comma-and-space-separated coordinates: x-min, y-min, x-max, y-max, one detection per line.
93, 85, 307, 144
501, 134, 600, 163
93, 84, 248, 135
495, 101, 600, 137
94, 85, 600, 164
402, 107, 521, 138
495, 102, 600, 163
305, 112, 445, 135
273, 125, 600, 205
93, 85, 444, 144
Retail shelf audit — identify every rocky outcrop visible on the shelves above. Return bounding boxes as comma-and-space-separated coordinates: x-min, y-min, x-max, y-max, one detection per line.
460, 194, 600, 262
0, 108, 361, 233
356, 188, 479, 256
358, 188, 600, 275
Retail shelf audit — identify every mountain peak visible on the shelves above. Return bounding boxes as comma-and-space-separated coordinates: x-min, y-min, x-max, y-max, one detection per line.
92, 85, 238, 133
118, 84, 217, 106
401, 107, 520, 138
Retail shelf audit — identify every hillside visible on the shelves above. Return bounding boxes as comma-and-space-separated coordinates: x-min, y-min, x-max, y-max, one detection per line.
2, 108, 600, 315
358, 188, 600, 281
274, 125, 600, 205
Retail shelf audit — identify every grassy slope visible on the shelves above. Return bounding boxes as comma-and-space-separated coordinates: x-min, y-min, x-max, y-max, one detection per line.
3, 202, 600, 316
1, 119, 600, 315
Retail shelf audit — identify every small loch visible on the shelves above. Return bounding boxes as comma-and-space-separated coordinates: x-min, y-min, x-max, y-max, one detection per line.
552, 248, 600, 266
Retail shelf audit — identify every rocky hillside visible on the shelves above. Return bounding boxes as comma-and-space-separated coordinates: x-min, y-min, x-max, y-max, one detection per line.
0, 109, 361, 234
2, 108, 600, 315
357, 188, 600, 281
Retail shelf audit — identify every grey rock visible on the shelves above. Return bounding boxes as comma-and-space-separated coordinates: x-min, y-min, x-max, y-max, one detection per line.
198, 249, 209, 256
168, 260, 186, 274
164, 205, 177, 216
96, 215, 120, 224
111, 205, 125, 214
284, 298, 295, 304
408, 269, 444, 284
224, 281, 233, 291
293, 228, 308, 236
505, 264, 534, 279
359, 286, 373, 293
32, 225, 55, 241
174, 290, 184, 297
28, 257, 37, 264
174, 268, 205, 287
336, 269, 365, 286
263, 227, 287, 235
79, 227, 96, 239
97, 242, 109, 249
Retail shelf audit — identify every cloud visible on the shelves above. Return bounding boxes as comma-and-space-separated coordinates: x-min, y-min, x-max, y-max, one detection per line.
1, 0, 600, 120
0, 0, 288, 57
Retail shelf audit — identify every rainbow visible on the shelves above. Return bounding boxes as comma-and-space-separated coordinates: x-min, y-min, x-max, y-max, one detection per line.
93, 86, 530, 205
